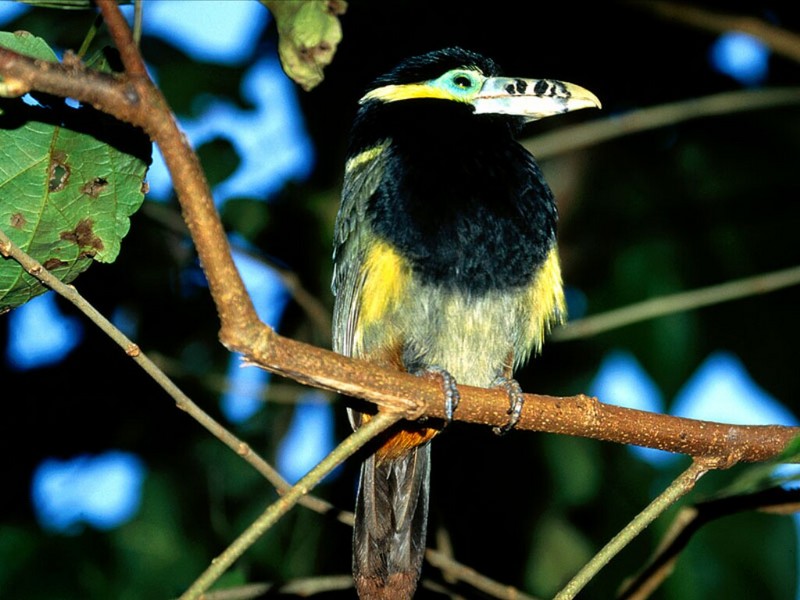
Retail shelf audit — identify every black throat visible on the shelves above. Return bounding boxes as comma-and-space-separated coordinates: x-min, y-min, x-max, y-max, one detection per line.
355, 99, 558, 295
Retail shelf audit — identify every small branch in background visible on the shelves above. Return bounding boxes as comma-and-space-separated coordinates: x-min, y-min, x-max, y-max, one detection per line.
554, 460, 710, 600
425, 548, 542, 600
272, 262, 333, 343
178, 411, 401, 600
641, 1, 800, 64
278, 575, 355, 596
76, 12, 104, 59
132, 0, 144, 47
554, 264, 800, 342
525, 87, 800, 160
199, 583, 271, 600
199, 575, 355, 599
434, 526, 462, 592
618, 486, 800, 600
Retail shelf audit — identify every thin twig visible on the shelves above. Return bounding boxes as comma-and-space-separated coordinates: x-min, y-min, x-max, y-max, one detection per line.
554, 264, 800, 341
618, 486, 800, 600
553, 460, 710, 600
200, 582, 271, 600
278, 574, 355, 596
132, 0, 144, 47
179, 411, 402, 600
198, 575, 355, 599
426, 548, 541, 600
272, 263, 333, 341
150, 351, 337, 405
434, 526, 460, 588
76, 12, 103, 59
0, 226, 353, 525
0, 230, 172, 398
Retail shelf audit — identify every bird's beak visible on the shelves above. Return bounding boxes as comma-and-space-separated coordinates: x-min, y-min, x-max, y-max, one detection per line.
472, 77, 601, 121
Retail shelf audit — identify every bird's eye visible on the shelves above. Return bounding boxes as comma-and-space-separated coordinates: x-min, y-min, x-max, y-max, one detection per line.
431, 69, 482, 97
453, 74, 473, 88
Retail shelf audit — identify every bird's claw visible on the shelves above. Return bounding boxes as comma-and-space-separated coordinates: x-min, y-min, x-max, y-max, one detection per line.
491, 376, 524, 435
413, 365, 460, 425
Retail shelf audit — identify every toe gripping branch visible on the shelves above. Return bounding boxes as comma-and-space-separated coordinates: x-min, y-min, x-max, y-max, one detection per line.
491, 376, 525, 435
412, 366, 461, 424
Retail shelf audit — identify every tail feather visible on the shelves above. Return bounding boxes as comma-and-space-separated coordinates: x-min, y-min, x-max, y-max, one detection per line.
354, 443, 431, 599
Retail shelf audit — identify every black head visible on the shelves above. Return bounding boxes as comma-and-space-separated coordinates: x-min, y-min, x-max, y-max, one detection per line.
368, 47, 501, 89
357, 47, 599, 124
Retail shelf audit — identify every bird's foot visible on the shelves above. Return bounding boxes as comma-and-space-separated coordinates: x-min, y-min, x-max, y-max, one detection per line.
412, 365, 460, 424
491, 376, 524, 435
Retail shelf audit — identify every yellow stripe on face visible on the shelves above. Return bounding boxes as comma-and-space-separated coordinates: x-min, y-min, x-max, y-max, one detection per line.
359, 239, 411, 328
522, 246, 567, 357
360, 83, 459, 104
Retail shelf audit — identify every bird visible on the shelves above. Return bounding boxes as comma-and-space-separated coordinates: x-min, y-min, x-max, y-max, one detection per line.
331, 47, 600, 599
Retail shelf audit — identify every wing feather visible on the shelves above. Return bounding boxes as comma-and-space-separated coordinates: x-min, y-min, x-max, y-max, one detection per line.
332, 140, 392, 359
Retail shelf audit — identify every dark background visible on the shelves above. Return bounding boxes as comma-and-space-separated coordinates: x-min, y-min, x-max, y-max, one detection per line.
1, 2, 799, 599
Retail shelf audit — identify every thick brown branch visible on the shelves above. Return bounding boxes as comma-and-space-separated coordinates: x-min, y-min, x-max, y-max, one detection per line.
97, 0, 147, 76
0, 45, 135, 110
246, 330, 798, 466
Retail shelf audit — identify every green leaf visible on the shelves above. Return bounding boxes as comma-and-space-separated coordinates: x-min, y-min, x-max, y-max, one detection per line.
264, 0, 346, 91
0, 31, 57, 62
0, 31, 151, 311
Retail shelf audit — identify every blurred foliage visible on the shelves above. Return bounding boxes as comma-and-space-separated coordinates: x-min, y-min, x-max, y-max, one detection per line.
263, 0, 347, 91
1, 2, 800, 600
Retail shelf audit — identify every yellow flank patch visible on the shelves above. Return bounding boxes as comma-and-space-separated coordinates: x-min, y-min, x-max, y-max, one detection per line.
360, 83, 459, 104
524, 247, 567, 356
359, 239, 410, 328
